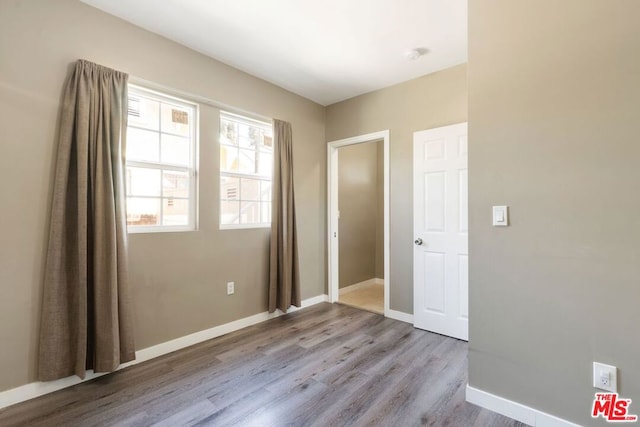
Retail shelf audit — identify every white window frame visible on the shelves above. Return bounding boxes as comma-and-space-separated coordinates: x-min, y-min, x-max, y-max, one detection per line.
126, 85, 198, 233
219, 111, 273, 230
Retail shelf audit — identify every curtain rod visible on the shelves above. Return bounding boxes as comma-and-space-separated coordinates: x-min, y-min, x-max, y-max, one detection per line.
128, 75, 273, 125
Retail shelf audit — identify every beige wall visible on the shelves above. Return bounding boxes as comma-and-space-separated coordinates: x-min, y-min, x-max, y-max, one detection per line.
326, 65, 467, 312
0, 0, 325, 392
338, 141, 383, 288
468, 1, 640, 425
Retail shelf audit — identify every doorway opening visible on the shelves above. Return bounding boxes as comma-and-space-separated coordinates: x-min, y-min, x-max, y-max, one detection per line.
327, 131, 390, 316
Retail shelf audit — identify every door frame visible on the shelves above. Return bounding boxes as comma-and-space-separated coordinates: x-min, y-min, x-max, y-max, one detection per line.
327, 130, 390, 317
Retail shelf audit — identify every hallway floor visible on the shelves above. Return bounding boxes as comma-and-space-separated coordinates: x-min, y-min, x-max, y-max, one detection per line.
338, 281, 384, 314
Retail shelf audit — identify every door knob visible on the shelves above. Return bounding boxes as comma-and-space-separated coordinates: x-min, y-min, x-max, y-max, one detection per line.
414, 238, 423, 246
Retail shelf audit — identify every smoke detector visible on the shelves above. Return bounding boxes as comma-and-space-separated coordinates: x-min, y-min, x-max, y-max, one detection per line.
405, 48, 428, 61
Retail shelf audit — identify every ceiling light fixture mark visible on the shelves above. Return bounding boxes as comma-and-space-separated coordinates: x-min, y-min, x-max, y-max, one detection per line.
405, 48, 429, 61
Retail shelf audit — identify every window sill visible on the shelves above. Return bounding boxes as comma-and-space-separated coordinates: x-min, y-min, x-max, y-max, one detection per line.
127, 226, 196, 234
220, 224, 271, 231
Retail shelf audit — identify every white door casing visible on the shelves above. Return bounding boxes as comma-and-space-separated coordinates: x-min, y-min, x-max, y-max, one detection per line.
327, 130, 390, 317
413, 123, 468, 341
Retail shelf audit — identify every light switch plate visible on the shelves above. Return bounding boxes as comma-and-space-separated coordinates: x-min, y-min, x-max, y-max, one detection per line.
493, 206, 509, 226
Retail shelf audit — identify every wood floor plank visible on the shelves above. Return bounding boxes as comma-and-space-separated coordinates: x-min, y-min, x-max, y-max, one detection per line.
214, 304, 351, 362
150, 399, 217, 427
263, 333, 373, 395
0, 303, 522, 427
229, 379, 330, 427
194, 387, 277, 426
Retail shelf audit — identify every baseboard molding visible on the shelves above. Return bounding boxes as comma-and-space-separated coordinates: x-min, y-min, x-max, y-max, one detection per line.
0, 294, 329, 410
339, 278, 384, 296
386, 309, 413, 324
466, 385, 581, 427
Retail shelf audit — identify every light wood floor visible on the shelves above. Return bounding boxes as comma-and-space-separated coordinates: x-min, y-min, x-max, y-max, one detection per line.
0, 303, 524, 427
338, 282, 384, 314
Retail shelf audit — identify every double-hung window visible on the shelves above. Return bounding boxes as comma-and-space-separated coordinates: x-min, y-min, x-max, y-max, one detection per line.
125, 86, 197, 232
219, 112, 273, 228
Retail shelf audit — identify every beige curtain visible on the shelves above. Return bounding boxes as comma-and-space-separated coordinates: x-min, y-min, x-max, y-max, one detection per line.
268, 120, 301, 313
38, 60, 135, 381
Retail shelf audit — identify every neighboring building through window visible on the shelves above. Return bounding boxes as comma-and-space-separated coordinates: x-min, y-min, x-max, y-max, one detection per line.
219, 111, 273, 228
125, 86, 197, 232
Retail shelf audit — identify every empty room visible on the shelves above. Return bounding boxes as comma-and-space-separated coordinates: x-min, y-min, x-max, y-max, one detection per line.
0, 1, 638, 426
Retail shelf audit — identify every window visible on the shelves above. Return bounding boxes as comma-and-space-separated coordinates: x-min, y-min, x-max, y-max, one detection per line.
125, 86, 197, 232
219, 112, 273, 228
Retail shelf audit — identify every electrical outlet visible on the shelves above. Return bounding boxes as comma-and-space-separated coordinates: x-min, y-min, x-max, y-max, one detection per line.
601, 372, 611, 387
593, 362, 617, 392
226, 281, 235, 295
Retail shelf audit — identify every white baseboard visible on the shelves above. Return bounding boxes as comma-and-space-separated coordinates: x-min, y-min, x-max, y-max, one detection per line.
386, 309, 413, 324
0, 294, 329, 410
339, 278, 384, 296
466, 385, 581, 427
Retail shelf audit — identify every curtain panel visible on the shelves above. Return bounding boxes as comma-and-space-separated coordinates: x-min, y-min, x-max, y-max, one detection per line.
38, 59, 135, 381
268, 119, 301, 313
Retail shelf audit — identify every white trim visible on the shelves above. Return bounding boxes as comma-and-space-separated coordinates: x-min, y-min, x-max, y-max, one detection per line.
296, 294, 329, 307
386, 309, 414, 324
339, 278, 384, 296
0, 294, 329, 410
327, 130, 390, 318
127, 226, 196, 234
219, 223, 271, 230
466, 385, 582, 427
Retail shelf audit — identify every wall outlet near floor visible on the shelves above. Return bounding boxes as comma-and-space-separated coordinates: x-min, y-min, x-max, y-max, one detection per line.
226, 281, 235, 295
593, 362, 617, 392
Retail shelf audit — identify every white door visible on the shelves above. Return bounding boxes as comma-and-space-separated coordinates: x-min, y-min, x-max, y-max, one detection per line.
413, 123, 468, 341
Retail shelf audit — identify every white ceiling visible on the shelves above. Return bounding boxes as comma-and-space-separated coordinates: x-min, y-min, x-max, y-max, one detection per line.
81, 0, 467, 106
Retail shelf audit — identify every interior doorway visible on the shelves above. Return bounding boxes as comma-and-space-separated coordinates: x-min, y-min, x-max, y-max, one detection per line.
327, 131, 390, 316
336, 140, 384, 313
